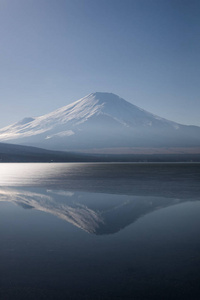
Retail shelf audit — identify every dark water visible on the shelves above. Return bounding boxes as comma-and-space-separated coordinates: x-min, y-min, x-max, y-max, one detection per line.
0, 163, 200, 299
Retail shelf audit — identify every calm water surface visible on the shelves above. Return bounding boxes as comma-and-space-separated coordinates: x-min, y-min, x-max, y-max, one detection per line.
0, 163, 200, 299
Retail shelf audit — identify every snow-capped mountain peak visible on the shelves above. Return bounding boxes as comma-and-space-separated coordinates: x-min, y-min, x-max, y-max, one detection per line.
0, 92, 199, 151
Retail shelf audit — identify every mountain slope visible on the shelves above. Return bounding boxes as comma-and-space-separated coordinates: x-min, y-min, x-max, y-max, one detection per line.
0, 92, 200, 151
0, 142, 98, 162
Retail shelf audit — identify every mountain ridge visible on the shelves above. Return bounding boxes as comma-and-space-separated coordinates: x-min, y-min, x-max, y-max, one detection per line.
0, 92, 200, 152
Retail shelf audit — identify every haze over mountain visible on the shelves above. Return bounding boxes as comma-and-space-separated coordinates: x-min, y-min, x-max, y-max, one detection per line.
0, 92, 200, 153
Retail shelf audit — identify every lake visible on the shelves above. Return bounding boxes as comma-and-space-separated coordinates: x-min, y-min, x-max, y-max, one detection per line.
0, 163, 200, 299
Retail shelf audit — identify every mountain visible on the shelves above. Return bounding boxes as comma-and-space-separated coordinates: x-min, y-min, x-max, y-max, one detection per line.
0, 92, 200, 152
1, 141, 200, 162
0, 142, 97, 162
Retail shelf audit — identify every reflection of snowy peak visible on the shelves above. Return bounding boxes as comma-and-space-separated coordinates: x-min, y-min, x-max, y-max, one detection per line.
0, 92, 200, 151
0, 187, 185, 235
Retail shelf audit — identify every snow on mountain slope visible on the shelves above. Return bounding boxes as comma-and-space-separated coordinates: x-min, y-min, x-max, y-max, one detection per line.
0, 92, 200, 151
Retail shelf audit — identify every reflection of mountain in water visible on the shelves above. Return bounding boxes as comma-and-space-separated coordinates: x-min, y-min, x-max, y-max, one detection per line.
0, 186, 199, 235
0, 163, 200, 234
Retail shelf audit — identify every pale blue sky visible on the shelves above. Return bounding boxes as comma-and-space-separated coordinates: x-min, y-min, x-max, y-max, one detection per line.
0, 0, 200, 127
